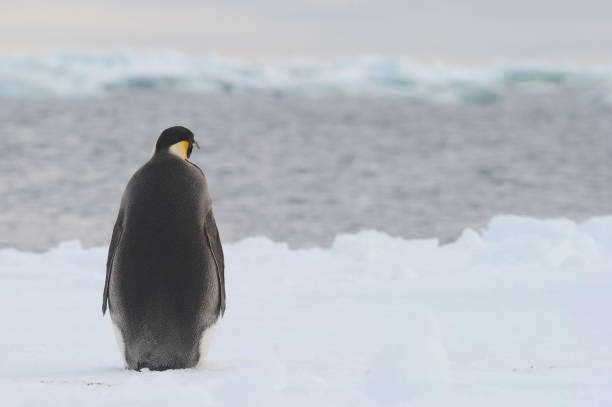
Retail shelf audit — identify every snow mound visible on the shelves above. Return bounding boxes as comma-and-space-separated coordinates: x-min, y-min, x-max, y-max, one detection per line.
1, 215, 611, 406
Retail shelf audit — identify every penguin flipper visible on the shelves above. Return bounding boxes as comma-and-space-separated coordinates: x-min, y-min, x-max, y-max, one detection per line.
204, 210, 225, 316
103, 211, 123, 315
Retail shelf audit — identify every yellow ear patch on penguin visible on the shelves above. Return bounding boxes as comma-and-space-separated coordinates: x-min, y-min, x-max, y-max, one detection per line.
169, 141, 190, 159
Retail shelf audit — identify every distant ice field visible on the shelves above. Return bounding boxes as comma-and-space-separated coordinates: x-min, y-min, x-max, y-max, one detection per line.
2, 52, 612, 104
0, 216, 611, 406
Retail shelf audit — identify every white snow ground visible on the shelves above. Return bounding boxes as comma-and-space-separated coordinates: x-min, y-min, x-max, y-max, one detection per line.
1, 215, 611, 406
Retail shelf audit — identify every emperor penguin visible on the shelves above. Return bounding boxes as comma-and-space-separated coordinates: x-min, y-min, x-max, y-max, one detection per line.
102, 126, 225, 371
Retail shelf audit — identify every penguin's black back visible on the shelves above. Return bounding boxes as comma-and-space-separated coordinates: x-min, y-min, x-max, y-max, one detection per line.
108, 152, 220, 370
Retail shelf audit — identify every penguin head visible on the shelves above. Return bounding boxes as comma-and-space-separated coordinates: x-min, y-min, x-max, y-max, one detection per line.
155, 126, 199, 159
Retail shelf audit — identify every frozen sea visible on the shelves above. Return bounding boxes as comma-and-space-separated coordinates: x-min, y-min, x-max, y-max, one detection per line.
0, 88, 611, 250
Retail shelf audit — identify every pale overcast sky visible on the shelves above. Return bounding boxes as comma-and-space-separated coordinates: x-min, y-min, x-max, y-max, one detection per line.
2, 0, 612, 62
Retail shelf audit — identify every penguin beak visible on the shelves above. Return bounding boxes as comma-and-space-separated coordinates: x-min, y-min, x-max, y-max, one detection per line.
193, 140, 200, 150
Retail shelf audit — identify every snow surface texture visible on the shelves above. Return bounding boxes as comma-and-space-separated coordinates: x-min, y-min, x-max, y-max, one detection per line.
1, 215, 611, 406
